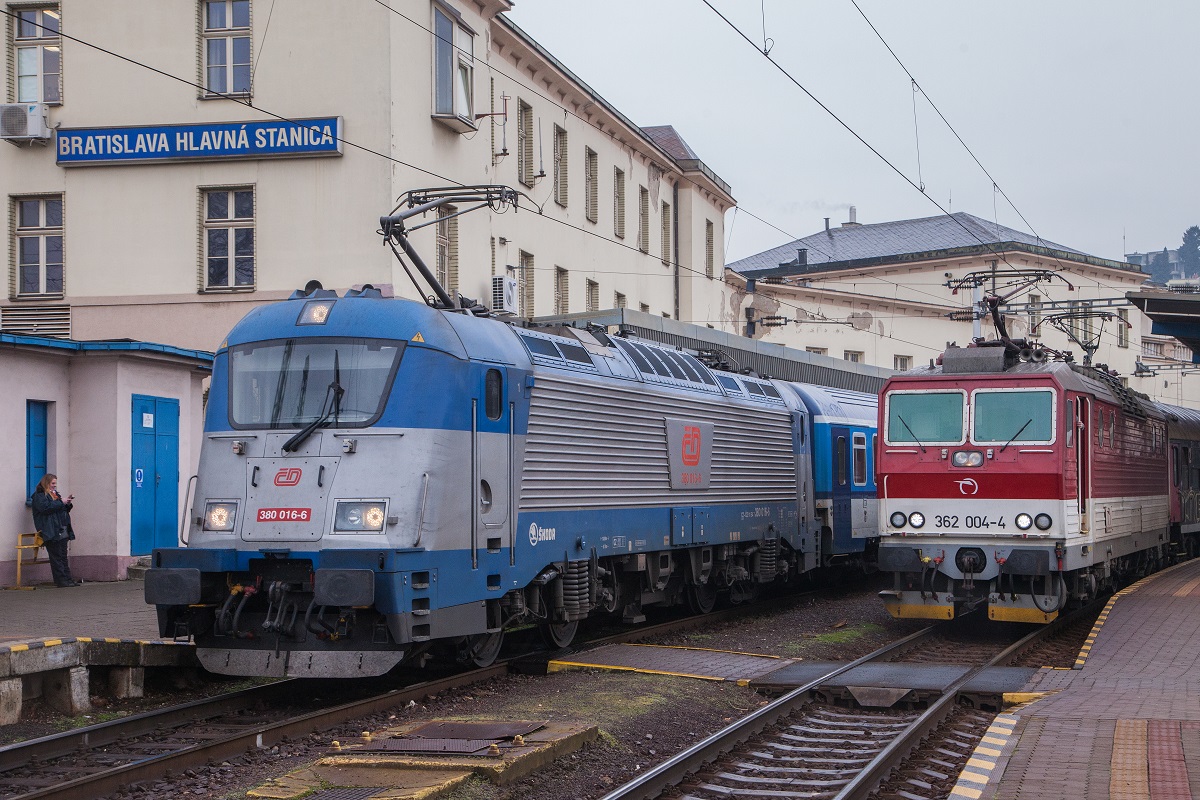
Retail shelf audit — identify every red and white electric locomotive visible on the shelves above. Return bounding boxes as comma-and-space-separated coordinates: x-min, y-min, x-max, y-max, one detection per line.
877, 342, 1170, 622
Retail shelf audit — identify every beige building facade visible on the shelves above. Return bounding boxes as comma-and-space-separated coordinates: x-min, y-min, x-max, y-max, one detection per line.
1, 1, 734, 352
727, 212, 1199, 410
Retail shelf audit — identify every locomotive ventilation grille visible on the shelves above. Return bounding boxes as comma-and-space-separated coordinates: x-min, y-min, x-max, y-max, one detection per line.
520, 373, 797, 510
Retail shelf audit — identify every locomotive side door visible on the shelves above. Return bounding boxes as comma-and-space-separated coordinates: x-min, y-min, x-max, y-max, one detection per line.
1075, 395, 1091, 532
474, 367, 512, 567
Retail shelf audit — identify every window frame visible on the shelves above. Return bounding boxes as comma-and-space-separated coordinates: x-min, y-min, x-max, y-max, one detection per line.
435, 205, 458, 293
518, 250, 535, 319
200, 0, 252, 98
13, 5, 61, 105
638, 186, 649, 253
894, 354, 912, 371
968, 387, 1058, 446
552, 125, 568, 207
201, 186, 256, 292
517, 100, 534, 187
843, 350, 863, 363
431, 2, 475, 130
852, 432, 867, 486
660, 201, 671, 266
883, 388, 968, 447
705, 219, 714, 278
13, 194, 64, 298
613, 168, 626, 239
584, 147, 598, 223
1117, 308, 1129, 348
554, 266, 568, 315
586, 279, 599, 312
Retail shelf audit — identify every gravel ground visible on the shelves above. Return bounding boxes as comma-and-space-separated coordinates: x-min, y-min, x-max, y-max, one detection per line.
4, 575, 930, 799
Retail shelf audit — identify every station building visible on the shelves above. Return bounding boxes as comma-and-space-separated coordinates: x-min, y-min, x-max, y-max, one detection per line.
0, 0, 735, 580
726, 211, 1200, 410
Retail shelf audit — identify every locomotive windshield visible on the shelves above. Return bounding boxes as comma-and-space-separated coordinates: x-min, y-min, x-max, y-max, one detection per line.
885, 391, 965, 444
972, 389, 1054, 444
228, 338, 404, 429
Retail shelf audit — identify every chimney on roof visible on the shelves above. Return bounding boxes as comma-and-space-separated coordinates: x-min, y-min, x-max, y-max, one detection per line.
824, 217, 830, 232
841, 206, 861, 227
797, 248, 807, 267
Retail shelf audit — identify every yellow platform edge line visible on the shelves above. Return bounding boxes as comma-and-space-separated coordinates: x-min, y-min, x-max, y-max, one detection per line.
625, 643, 784, 659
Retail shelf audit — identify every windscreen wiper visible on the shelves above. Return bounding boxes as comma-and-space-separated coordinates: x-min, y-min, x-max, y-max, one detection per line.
896, 415, 927, 453
282, 375, 344, 453
999, 418, 1033, 453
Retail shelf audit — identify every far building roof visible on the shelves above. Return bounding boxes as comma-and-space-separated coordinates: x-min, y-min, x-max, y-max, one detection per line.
728, 212, 1141, 277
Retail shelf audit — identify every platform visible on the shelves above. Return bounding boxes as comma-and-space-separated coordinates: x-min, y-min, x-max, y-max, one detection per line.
952, 559, 1200, 800
0, 578, 195, 724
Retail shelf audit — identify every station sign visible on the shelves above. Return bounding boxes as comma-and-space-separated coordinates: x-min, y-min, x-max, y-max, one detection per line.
56, 117, 343, 166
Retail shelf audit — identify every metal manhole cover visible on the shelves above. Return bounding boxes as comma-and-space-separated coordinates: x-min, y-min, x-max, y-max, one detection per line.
404, 720, 546, 739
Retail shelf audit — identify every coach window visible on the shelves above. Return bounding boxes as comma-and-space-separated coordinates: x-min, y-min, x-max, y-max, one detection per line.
837, 436, 848, 486
852, 433, 867, 486
485, 369, 503, 420
202, 1, 251, 96
14, 6, 60, 104
432, 3, 475, 130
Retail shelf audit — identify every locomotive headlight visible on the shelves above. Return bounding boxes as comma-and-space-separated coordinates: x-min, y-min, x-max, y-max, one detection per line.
297, 299, 335, 325
334, 501, 387, 532
952, 450, 984, 467
889, 511, 908, 528
908, 512, 926, 529
1034, 513, 1053, 531
1015, 513, 1034, 530
203, 501, 237, 531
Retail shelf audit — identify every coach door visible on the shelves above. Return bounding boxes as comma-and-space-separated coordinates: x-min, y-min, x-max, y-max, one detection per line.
1075, 396, 1091, 532
474, 368, 512, 569
830, 426, 852, 553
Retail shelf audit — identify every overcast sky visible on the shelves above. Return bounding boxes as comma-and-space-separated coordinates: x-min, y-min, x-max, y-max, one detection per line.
506, 0, 1199, 266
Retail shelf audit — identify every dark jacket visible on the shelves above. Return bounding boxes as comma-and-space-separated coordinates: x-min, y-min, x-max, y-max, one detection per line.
31, 490, 75, 542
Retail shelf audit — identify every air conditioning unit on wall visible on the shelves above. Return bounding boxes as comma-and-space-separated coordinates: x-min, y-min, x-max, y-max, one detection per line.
491, 275, 519, 315
0, 103, 50, 141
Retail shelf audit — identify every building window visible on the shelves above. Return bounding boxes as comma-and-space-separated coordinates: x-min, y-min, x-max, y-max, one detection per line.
202, 0, 251, 96
894, 355, 912, 371
584, 148, 598, 223
660, 201, 671, 266
519, 250, 535, 318
435, 205, 458, 292
203, 187, 255, 290
13, 6, 60, 104
1028, 293, 1042, 330
639, 302, 650, 314
586, 279, 599, 312
705, 219, 715, 278
554, 267, 568, 315
806, 347, 827, 356
1143, 340, 1165, 358
613, 168, 626, 239
638, 187, 649, 253
14, 195, 63, 296
1118, 308, 1129, 348
844, 350, 863, 363
552, 125, 568, 207
517, 100, 534, 186
432, 3, 474, 125
614, 291, 626, 309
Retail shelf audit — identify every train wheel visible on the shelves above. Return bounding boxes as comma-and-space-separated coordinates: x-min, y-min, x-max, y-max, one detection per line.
539, 619, 578, 650
459, 631, 504, 668
685, 583, 717, 615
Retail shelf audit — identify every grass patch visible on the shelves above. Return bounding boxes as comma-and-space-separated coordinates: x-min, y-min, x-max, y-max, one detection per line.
808, 622, 883, 644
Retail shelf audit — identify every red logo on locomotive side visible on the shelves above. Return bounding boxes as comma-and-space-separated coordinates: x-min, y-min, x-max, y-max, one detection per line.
274, 468, 302, 486
682, 425, 702, 467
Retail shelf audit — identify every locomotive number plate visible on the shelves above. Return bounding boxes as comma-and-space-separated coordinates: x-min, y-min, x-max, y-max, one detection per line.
257, 507, 312, 522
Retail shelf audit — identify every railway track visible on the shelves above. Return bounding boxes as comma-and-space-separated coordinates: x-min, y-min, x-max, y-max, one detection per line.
603, 603, 1100, 800
0, 591, 812, 800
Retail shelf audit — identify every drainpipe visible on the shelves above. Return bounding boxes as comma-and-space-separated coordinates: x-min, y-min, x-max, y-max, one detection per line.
673, 181, 680, 323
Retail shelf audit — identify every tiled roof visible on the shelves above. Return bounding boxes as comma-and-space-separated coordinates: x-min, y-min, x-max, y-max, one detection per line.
640, 125, 699, 161
728, 212, 1107, 275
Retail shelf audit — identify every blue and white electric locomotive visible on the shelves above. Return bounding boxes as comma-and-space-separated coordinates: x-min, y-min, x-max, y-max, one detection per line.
145, 187, 878, 678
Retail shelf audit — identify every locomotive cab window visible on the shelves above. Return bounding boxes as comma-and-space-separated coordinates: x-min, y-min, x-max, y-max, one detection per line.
229, 338, 404, 429
885, 390, 965, 445
971, 388, 1055, 445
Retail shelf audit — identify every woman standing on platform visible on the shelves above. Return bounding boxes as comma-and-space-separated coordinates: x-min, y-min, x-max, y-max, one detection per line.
30, 473, 79, 587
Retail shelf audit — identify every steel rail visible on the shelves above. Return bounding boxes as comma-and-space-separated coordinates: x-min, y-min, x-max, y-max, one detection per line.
1, 585, 822, 800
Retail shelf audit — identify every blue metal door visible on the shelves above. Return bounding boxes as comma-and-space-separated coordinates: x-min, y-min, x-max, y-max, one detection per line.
830, 426, 852, 553
26, 401, 48, 501
131, 395, 179, 555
